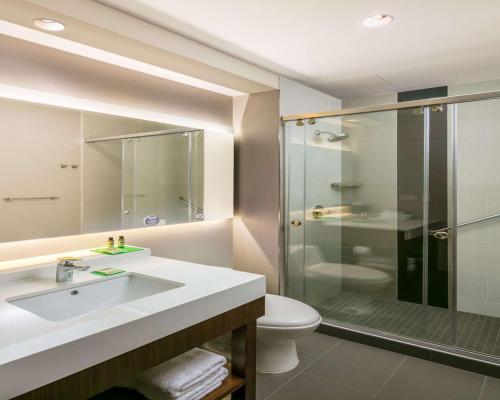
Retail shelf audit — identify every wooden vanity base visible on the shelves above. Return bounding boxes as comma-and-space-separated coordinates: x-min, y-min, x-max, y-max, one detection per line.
13, 297, 265, 400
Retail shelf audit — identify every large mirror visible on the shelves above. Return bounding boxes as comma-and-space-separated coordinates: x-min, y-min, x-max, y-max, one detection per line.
0, 98, 233, 242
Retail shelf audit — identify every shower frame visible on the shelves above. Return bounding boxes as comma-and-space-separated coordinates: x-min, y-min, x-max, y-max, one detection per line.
279, 89, 500, 372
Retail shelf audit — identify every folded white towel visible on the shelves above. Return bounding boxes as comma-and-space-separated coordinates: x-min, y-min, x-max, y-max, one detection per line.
136, 367, 229, 400
136, 348, 226, 394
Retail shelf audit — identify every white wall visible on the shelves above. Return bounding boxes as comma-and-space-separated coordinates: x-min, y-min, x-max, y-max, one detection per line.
449, 80, 500, 317
280, 77, 341, 115
342, 92, 398, 216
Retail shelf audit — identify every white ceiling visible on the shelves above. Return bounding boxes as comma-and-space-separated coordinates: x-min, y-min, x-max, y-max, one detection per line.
98, 0, 500, 99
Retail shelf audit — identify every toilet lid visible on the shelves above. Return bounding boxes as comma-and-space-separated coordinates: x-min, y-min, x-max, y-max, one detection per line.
258, 294, 321, 328
307, 262, 392, 284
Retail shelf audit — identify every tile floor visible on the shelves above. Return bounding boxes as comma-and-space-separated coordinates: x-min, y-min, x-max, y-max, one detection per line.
94, 332, 500, 400
258, 333, 500, 400
314, 291, 500, 357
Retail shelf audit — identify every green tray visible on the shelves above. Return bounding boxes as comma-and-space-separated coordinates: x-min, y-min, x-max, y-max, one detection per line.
91, 245, 144, 255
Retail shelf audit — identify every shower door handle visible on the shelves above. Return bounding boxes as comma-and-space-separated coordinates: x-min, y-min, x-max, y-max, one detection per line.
429, 227, 451, 240
291, 219, 302, 227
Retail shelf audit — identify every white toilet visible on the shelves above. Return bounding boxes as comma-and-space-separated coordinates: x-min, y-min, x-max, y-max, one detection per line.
256, 294, 321, 374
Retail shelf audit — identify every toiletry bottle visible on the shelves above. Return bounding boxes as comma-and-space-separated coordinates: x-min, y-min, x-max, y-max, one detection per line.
118, 235, 125, 249
107, 236, 115, 250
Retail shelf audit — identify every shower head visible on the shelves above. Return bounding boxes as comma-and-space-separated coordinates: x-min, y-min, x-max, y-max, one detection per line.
314, 130, 349, 142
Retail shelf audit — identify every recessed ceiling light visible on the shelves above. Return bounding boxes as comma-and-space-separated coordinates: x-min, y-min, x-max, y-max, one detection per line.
362, 14, 393, 28
33, 18, 65, 32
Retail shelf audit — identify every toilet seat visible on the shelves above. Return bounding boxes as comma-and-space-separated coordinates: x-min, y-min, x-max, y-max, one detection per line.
307, 262, 392, 285
302, 244, 392, 285
258, 294, 321, 329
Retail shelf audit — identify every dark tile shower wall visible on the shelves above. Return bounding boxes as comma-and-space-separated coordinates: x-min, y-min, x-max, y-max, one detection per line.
397, 87, 449, 308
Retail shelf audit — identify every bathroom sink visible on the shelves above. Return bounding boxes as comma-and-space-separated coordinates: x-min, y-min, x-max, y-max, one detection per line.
7, 273, 184, 321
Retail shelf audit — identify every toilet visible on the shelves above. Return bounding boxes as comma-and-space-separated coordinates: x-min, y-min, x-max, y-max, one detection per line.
256, 294, 321, 374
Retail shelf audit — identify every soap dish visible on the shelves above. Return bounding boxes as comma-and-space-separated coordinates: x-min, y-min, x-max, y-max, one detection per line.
91, 246, 144, 255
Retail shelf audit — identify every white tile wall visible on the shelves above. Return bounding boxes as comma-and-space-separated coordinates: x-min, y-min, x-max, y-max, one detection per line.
341, 109, 399, 282
450, 80, 500, 318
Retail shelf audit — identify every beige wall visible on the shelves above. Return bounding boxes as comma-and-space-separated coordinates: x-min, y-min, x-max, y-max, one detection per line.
0, 35, 233, 127
233, 79, 342, 294
233, 91, 281, 293
11, 0, 278, 94
0, 99, 81, 242
0, 219, 233, 267
0, 34, 234, 268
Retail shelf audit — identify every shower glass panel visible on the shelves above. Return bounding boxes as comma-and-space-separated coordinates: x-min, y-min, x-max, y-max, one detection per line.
122, 131, 204, 229
284, 97, 500, 364
286, 109, 430, 339
454, 98, 500, 357
284, 121, 306, 300
303, 111, 404, 321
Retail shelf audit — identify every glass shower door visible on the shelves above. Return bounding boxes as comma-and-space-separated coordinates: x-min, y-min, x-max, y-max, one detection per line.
452, 98, 500, 359
284, 108, 430, 336
284, 99, 500, 362
284, 107, 452, 343
302, 109, 433, 340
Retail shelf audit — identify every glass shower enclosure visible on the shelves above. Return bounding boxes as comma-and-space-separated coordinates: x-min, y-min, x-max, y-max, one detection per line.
282, 93, 500, 364
82, 112, 204, 233
121, 131, 204, 228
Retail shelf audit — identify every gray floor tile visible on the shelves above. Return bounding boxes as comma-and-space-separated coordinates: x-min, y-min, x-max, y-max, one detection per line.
295, 332, 342, 357
375, 357, 484, 400
315, 291, 500, 357
306, 339, 405, 395
481, 377, 500, 400
267, 373, 371, 400
257, 351, 316, 400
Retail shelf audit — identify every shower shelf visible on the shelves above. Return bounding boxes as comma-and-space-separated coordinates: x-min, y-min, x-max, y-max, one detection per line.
331, 183, 362, 189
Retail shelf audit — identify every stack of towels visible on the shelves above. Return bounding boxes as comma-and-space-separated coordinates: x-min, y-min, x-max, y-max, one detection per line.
125, 348, 228, 400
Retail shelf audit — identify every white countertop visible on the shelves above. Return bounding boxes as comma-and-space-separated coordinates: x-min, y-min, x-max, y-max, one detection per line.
0, 250, 265, 399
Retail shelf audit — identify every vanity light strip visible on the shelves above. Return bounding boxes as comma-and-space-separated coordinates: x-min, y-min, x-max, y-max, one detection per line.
0, 20, 245, 98
0, 84, 234, 134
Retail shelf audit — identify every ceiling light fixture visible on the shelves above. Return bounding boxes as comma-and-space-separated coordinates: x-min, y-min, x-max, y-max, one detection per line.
32, 18, 65, 32
362, 14, 393, 28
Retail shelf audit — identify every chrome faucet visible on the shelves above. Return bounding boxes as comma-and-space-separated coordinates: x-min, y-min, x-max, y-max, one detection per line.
56, 257, 90, 283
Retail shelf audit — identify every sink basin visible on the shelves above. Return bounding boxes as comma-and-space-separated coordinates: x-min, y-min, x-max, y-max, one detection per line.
7, 273, 184, 321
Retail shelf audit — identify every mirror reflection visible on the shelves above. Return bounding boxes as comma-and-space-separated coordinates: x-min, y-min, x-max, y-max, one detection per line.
0, 98, 205, 242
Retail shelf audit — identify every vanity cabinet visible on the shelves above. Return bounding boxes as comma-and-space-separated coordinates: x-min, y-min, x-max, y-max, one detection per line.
13, 297, 264, 400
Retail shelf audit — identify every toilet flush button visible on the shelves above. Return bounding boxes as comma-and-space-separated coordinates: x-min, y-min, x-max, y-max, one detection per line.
291, 220, 302, 227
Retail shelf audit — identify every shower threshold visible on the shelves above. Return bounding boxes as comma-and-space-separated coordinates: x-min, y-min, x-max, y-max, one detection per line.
318, 319, 500, 378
